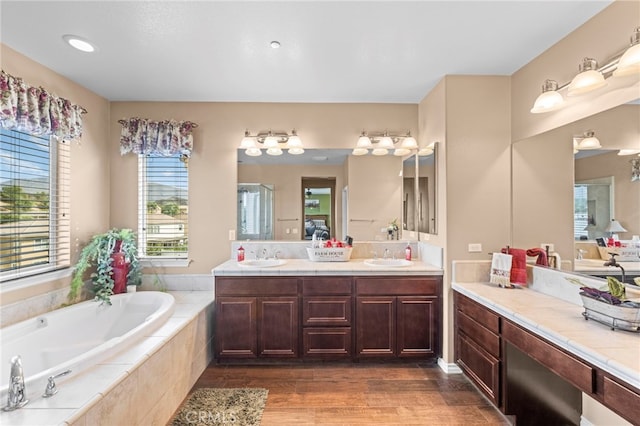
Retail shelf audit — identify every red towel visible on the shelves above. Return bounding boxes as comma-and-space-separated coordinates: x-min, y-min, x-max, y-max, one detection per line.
526, 248, 548, 267
502, 247, 527, 285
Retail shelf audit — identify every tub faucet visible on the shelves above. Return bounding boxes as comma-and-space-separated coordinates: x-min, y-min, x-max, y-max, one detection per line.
604, 253, 626, 284
3, 355, 28, 411
42, 370, 72, 398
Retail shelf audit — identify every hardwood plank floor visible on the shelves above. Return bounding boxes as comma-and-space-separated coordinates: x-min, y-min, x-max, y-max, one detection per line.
187, 362, 511, 425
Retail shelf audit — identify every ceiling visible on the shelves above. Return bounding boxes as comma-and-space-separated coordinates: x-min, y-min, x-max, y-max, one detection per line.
0, 1, 613, 104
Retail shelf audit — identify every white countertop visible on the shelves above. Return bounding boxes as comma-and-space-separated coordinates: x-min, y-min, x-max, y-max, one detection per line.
452, 281, 640, 391
574, 258, 640, 275
212, 258, 443, 276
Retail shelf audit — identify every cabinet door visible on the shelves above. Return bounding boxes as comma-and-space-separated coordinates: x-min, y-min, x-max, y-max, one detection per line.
216, 297, 257, 358
356, 296, 395, 357
303, 296, 352, 326
457, 331, 500, 405
303, 327, 352, 357
258, 297, 299, 357
397, 296, 437, 357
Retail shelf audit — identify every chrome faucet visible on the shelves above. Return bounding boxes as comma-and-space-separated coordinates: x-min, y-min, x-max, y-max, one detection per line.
604, 253, 626, 284
3, 355, 28, 411
383, 248, 391, 259
42, 370, 71, 398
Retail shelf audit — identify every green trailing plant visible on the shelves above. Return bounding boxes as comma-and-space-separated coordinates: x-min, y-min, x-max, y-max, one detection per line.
70, 228, 142, 304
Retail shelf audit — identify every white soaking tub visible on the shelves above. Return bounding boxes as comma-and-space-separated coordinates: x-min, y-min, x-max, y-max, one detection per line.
0, 291, 174, 406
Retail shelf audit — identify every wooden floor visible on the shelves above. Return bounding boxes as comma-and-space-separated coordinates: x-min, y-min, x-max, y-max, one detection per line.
190, 362, 511, 425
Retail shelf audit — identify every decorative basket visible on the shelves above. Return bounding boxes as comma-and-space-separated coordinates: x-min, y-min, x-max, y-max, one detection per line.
306, 247, 352, 262
580, 293, 640, 332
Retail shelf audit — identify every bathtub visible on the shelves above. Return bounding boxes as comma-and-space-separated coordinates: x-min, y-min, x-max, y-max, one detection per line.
0, 291, 174, 406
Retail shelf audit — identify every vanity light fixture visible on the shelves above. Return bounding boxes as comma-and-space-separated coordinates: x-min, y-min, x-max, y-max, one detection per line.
576, 130, 602, 150
530, 80, 564, 113
352, 130, 418, 156
531, 27, 640, 113
567, 57, 607, 96
239, 129, 304, 156
613, 27, 640, 77
618, 149, 640, 156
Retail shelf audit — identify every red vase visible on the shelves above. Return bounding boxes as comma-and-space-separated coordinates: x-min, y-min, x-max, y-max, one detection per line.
111, 240, 129, 294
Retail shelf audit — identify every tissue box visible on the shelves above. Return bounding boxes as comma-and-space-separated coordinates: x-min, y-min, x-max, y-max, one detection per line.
306, 247, 352, 262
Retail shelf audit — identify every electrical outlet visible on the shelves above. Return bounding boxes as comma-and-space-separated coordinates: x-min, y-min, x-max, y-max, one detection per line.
285, 228, 290, 234
541, 243, 554, 252
468, 243, 482, 253
228, 230, 236, 240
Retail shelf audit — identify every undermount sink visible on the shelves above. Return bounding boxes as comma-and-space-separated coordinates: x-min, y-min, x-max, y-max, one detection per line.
238, 259, 287, 268
364, 258, 412, 267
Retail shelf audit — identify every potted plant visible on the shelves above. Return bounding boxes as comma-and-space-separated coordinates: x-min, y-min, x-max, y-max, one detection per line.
70, 228, 142, 304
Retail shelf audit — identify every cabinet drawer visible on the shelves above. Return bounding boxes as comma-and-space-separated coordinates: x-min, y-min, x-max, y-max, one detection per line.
303, 327, 352, 357
303, 296, 352, 326
216, 277, 298, 296
457, 310, 500, 357
457, 331, 500, 405
302, 277, 352, 295
603, 377, 640, 424
456, 293, 500, 334
356, 277, 440, 295
502, 320, 594, 394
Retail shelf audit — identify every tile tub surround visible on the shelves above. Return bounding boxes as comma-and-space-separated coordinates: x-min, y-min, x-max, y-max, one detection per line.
0, 274, 213, 329
0, 291, 214, 426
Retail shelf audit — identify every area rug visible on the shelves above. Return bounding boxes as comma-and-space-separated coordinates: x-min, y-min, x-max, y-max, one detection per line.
170, 388, 268, 426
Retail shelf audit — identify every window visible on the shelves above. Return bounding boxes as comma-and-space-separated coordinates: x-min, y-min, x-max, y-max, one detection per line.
138, 153, 188, 258
0, 129, 70, 280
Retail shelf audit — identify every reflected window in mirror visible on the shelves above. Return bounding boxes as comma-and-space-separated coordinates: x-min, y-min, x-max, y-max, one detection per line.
574, 177, 613, 241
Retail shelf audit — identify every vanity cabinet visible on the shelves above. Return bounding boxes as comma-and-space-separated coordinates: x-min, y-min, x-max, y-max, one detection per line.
454, 290, 640, 425
215, 274, 442, 362
215, 277, 299, 359
454, 292, 501, 405
356, 277, 440, 358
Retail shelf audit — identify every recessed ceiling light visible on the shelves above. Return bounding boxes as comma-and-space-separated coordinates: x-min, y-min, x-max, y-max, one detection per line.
270, 40, 281, 49
63, 35, 96, 53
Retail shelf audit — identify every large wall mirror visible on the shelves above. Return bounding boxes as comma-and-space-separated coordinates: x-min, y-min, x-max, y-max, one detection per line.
237, 145, 438, 241
512, 100, 639, 270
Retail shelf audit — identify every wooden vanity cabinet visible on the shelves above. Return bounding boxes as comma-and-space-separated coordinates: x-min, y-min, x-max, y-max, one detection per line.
215, 274, 442, 362
302, 277, 352, 358
356, 277, 441, 358
454, 290, 640, 425
215, 277, 299, 359
454, 292, 501, 405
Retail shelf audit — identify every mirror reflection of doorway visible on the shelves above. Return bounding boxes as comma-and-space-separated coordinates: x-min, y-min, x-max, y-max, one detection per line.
302, 177, 336, 241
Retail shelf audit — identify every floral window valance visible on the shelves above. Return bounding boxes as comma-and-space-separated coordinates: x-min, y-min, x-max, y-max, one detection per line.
118, 117, 198, 157
0, 70, 86, 140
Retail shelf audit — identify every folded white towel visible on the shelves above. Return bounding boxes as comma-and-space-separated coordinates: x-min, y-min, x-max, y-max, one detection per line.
490, 252, 513, 288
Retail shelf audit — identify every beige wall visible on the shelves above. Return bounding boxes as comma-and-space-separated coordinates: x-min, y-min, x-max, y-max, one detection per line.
0, 44, 111, 306
110, 102, 417, 273
418, 75, 511, 365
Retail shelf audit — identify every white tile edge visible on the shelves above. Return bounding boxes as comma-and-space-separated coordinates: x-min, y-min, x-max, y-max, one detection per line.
437, 357, 462, 374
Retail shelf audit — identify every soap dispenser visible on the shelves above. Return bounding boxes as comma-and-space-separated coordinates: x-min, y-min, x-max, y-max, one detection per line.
237, 245, 245, 262
405, 243, 412, 261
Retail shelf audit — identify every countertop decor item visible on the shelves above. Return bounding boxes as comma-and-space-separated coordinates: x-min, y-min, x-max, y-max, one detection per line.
170, 388, 268, 426
70, 228, 141, 304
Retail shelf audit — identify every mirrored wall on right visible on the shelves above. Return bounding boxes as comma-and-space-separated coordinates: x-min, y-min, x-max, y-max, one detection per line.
512, 101, 640, 273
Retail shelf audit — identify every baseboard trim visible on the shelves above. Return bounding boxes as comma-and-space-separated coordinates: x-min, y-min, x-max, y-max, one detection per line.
580, 415, 595, 426
437, 358, 463, 374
